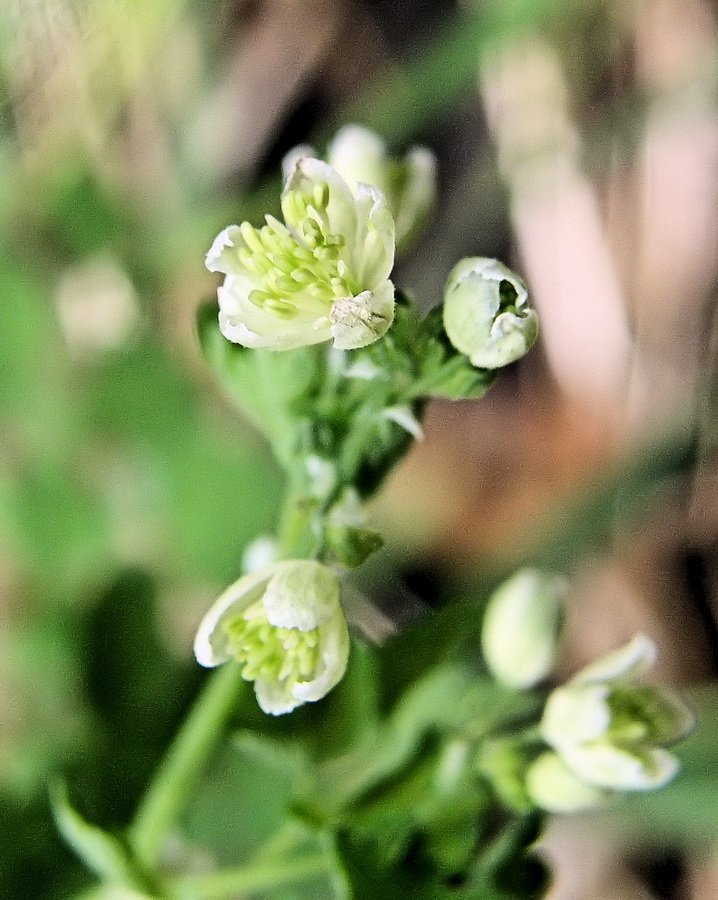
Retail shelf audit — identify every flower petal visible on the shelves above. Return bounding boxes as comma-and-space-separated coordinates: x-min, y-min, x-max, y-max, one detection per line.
575, 633, 657, 684
394, 147, 437, 251
206, 225, 244, 275
541, 683, 612, 748
261, 560, 341, 630
292, 607, 350, 703
283, 157, 358, 251
330, 283, 395, 350
255, 676, 304, 715
194, 568, 274, 666
561, 741, 680, 791
218, 278, 332, 350
327, 125, 388, 196
351, 183, 395, 287
526, 751, 612, 813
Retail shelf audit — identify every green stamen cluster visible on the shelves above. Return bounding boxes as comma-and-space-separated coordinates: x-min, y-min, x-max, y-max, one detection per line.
238, 182, 356, 320
224, 600, 321, 685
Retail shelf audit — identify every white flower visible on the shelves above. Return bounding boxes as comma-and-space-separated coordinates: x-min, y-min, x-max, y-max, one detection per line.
194, 560, 350, 715
481, 569, 566, 690
541, 635, 694, 792
442, 257, 538, 369
206, 157, 395, 351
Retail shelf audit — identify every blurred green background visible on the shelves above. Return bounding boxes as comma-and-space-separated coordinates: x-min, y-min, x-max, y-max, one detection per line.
2, 1, 718, 897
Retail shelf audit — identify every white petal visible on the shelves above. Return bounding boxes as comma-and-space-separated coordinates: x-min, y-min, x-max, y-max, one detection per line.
327, 125, 388, 196
561, 742, 680, 791
575, 634, 657, 684
281, 143, 316, 182
330, 282, 395, 350
394, 146, 437, 250
261, 560, 341, 631
254, 676, 304, 715
383, 405, 424, 439
283, 157, 358, 251
206, 225, 243, 274
351, 183, 395, 287
292, 608, 350, 703
481, 569, 566, 690
193, 568, 274, 666
542, 684, 612, 748
526, 751, 612, 813
217, 279, 332, 350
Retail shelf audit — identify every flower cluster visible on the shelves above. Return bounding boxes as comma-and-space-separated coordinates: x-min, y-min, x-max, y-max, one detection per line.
195, 560, 349, 715
528, 634, 694, 811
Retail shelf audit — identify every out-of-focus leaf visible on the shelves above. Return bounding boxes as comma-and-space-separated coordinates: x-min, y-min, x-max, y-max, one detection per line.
11, 464, 112, 597
335, 812, 547, 900
310, 664, 538, 819
196, 301, 323, 468
182, 737, 296, 865
50, 783, 143, 889
80, 571, 200, 827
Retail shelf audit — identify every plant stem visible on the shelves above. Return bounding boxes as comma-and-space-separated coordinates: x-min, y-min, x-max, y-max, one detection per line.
129, 662, 246, 873
168, 852, 328, 900
276, 484, 320, 559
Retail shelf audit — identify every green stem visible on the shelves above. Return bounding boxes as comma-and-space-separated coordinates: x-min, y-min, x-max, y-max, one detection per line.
129, 663, 246, 873
276, 483, 321, 559
168, 852, 328, 900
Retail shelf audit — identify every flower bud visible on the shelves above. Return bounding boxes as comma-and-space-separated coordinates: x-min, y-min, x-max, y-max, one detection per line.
481, 569, 566, 690
194, 560, 349, 715
442, 258, 538, 369
326, 124, 437, 254
540, 634, 694, 792
206, 156, 395, 352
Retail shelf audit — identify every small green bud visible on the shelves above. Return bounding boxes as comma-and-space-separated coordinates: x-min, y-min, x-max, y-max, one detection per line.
194, 560, 349, 715
442, 258, 538, 369
541, 634, 694, 792
481, 569, 567, 690
526, 751, 611, 814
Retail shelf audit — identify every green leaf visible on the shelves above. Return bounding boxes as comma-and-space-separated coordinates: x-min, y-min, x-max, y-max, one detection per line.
412, 306, 497, 401
50, 783, 144, 890
196, 301, 322, 468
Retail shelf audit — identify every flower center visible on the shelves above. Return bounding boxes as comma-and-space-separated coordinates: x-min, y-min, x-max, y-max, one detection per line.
237, 182, 359, 319
224, 600, 321, 686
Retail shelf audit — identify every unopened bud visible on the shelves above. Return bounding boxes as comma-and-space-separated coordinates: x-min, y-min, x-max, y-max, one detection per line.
442, 258, 538, 369
481, 569, 566, 690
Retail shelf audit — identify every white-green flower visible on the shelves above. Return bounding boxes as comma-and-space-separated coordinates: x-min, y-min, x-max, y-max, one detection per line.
194, 560, 350, 715
206, 157, 395, 351
326, 124, 437, 253
541, 635, 694, 792
481, 569, 566, 690
442, 257, 538, 369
